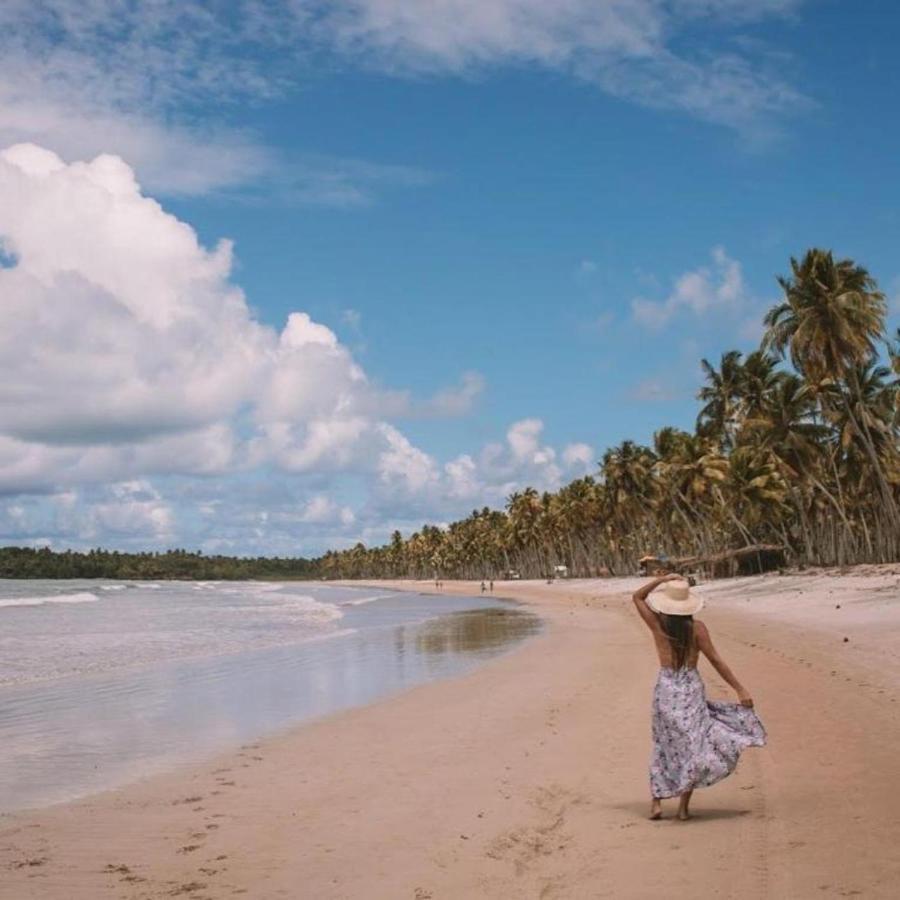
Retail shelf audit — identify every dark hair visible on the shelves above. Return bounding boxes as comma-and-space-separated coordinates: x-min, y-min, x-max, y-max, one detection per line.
658, 613, 694, 669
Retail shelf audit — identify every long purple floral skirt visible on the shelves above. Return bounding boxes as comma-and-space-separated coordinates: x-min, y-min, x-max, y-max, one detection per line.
649, 667, 766, 799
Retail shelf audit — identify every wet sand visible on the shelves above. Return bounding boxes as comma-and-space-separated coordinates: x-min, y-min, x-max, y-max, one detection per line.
2, 573, 899, 898
0, 601, 539, 813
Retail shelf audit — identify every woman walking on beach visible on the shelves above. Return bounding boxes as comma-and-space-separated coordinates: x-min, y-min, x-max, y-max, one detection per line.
632, 574, 766, 821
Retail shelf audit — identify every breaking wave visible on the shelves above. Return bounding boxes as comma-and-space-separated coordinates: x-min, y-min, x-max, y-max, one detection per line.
229, 594, 344, 622
341, 593, 395, 607
0, 592, 100, 610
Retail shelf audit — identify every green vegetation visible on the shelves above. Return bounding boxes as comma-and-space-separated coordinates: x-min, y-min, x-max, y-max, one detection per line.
318, 250, 899, 580
0, 546, 316, 580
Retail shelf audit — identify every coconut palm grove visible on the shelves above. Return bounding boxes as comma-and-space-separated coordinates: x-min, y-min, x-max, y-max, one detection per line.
316, 249, 900, 581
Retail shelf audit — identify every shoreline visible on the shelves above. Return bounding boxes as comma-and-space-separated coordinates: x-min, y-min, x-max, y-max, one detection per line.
0, 586, 538, 814
2, 574, 899, 898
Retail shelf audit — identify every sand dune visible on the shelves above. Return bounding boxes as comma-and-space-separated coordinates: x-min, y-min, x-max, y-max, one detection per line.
2, 572, 898, 898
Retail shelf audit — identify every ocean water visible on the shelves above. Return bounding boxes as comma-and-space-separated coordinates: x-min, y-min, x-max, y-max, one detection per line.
0, 580, 539, 812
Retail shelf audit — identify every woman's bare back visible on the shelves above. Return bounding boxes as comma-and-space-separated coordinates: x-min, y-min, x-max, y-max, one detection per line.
631, 576, 754, 699
651, 621, 700, 669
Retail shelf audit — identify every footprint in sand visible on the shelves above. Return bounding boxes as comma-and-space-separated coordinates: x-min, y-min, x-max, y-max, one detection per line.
12, 857, 48, 870
103, 863, 146, 883
169, 881, 207, 896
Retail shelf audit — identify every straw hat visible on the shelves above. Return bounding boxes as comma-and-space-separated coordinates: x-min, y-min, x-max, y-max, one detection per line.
647, 578, 704, 616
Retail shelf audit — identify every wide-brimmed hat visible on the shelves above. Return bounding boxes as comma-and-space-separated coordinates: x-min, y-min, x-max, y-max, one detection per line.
647, 578, 704, 616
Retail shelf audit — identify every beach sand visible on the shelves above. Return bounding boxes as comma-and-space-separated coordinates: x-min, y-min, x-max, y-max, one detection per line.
2, 571, 899, 899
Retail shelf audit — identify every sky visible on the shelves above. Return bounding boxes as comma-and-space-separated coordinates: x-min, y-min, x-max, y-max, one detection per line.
0, 0, 898, 557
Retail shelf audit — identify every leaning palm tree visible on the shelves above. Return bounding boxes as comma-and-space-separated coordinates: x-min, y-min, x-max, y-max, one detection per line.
741, 372, 847, 562
762, 249, 897, 529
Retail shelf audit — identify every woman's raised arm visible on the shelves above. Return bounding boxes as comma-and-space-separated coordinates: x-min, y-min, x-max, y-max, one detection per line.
631, 573, 681, 632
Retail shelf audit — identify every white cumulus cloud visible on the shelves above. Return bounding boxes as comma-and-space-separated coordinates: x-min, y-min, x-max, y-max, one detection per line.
631, 246, 746, 328
562, 442, 595, 469
0, 143, 476, 497
0, 142, 598, 553
0, 144, 272, 448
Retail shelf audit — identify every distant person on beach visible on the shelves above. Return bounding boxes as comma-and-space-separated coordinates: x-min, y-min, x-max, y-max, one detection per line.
489, 579, 494, 592
632, 574, 766, 821
480, 581, 486, 594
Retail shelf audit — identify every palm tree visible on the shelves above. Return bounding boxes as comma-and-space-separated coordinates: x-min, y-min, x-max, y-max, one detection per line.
316, 248, 897, 580
743, 373, 823, 475
697, 350, 745, 448
715, 447, 788, 547
763, 249, 897, 529
506, 488, 545, 576
740, 372, 846, 561
653, 429, 726, 556
736, 350, 780, 425
764, 250, 887, 383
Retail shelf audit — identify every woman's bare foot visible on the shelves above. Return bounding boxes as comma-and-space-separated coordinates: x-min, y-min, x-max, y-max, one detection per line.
649, 799, 662, 820
676, 789, 693, 821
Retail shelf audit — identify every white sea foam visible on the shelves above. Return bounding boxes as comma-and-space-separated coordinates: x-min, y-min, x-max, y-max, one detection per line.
341, 593, 394, 607
230, 594, 344, 622
282, 596, 344, 621
0, 583, 372, 687
0, 592, 99, 609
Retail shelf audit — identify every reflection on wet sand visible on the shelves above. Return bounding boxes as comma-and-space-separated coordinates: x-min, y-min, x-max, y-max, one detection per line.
414, 608, 541, 657
1, 602, 540, 813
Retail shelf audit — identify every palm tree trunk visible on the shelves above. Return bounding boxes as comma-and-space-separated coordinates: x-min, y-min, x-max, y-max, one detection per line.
841, 378, 900, 527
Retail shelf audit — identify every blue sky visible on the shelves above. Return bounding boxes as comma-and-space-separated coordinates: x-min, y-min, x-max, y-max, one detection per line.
0, 1, 898, 555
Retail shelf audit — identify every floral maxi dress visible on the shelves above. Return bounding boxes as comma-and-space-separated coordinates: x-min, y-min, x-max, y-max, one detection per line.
649, 666, 766, 799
